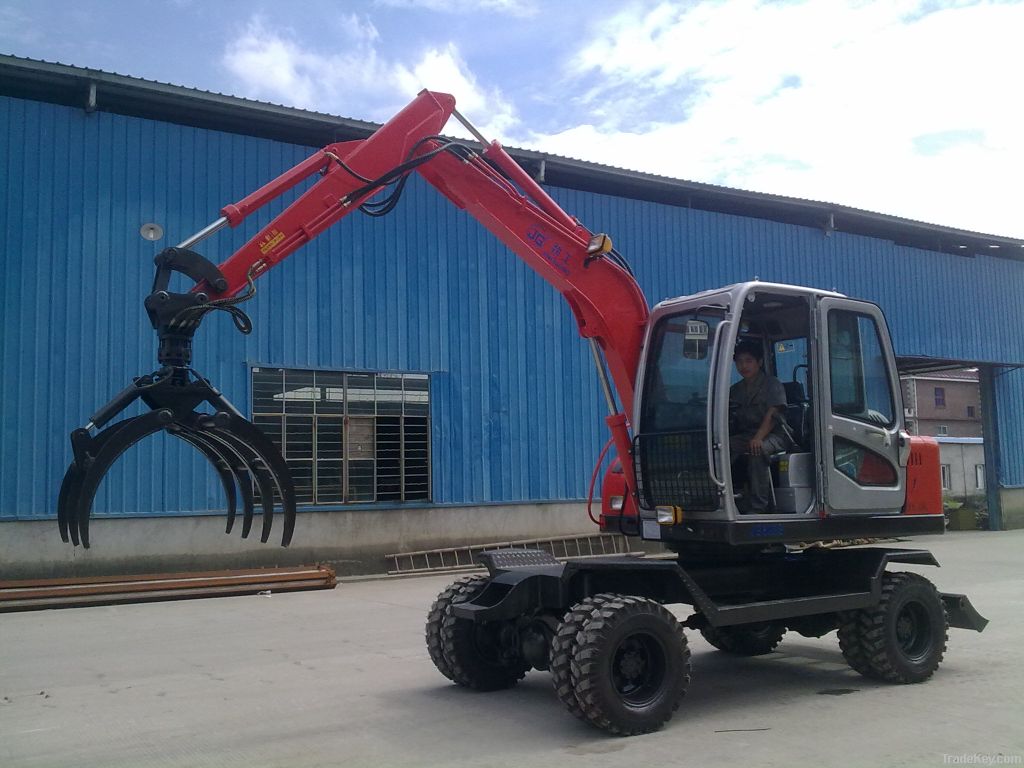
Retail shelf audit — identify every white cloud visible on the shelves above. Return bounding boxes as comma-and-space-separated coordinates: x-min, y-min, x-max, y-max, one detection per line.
220, 2, 1024, 238
222, 19, 316, 107
526, 0, 1024, 237
392, 43, 519, 139
338, 13, 381, 44
222, 15, 397, 116
372, 0, 538, 17
221, 15, 516, 140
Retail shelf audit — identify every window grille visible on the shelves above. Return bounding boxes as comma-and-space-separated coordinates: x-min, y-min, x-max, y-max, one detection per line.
940, 464, 951, 491
251, 367, 430, 505
934, 386, 946, 408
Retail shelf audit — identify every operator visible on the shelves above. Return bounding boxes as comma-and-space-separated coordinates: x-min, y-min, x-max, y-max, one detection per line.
729, 340, 790, 513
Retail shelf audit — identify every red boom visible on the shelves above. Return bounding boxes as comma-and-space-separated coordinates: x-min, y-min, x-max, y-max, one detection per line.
203, 89, 650, 516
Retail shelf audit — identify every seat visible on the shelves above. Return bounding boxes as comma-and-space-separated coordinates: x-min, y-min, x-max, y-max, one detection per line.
781, 380, 811, 450
733, 377, 812, 513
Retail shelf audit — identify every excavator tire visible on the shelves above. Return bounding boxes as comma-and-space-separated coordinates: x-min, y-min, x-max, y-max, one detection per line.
571, 595, 690, 736
439, 575, 529, 691
839, 572, 948, 683
700, 621, 786, 656
549, 594, 614, 719
837, 612, 876, 678
426, 576, 486, 681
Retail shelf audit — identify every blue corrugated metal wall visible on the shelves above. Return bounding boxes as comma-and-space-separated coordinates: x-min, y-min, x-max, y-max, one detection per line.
995, 368, 1024, 487
2, 94, 1022, 520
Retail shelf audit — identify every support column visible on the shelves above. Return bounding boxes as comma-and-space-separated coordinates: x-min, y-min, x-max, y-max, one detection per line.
978, 366, 1003, 531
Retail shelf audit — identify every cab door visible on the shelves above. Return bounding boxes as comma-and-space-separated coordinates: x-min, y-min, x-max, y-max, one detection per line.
815, 298, 906, 515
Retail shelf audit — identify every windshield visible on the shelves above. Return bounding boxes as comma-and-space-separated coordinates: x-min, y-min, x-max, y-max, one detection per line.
635, 309, 726, 513
641, 310, 725, 433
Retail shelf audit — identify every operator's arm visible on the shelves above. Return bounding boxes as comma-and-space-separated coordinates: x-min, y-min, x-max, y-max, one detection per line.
748, 376, 787, 456
748, 406, 784, 456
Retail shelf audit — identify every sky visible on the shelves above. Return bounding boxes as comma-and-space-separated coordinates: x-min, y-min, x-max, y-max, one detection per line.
2, 0, 1022, 238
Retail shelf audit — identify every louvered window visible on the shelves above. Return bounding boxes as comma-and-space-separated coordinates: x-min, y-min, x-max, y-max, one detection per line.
251, 368, 430, 504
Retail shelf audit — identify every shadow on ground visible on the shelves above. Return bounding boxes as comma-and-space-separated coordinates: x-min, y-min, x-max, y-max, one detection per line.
376, 636, 880, 747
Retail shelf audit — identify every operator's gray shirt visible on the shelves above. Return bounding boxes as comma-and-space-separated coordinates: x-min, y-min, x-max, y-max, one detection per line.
729, 371, 787, 440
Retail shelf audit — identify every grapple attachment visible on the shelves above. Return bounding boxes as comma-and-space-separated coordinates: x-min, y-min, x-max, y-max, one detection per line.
58, 246, 296, 548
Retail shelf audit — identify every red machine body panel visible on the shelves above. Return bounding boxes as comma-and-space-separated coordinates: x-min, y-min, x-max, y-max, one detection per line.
904, 436, 943, 515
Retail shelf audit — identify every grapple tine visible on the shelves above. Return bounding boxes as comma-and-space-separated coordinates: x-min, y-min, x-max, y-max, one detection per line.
176, 421, 256, 537
169, 428, 239, 534
56, 462, 79, 543
232, 460, 258, 536
281, 492, 296, 548
73, 410, 174, 548
61, 420, 137, 547
192, 422, 274, 540
256, 457, 275, 544
214, 414, 297, 547
239, 454, 273, 540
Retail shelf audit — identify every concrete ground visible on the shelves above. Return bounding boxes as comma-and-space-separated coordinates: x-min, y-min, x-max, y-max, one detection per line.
2, 531, 1022, 768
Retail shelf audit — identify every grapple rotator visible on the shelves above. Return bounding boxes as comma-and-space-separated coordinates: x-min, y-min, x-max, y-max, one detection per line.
58, 244, 296, 548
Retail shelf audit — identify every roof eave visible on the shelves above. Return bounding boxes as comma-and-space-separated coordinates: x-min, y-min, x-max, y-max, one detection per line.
2, 53, 1021, 260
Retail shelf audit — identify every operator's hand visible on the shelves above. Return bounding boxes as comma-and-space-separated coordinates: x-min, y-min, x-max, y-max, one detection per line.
747, 437, 764, 456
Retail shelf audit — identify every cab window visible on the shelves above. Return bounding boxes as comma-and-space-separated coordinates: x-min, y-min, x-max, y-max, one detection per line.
772, 337, 809, 389
641, 311, 724, 433
827, 310, 894, 426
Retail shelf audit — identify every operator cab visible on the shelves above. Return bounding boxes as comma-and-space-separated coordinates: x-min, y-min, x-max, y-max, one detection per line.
631, 281, 914, 547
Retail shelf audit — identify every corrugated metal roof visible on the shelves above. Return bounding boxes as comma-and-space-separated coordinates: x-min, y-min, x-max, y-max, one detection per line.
2, 53, 1022, 259
903, 369, 981, 382
0, 53, 380, 147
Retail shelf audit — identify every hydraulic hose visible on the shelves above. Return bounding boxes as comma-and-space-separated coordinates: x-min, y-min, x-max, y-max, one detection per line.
586, 436, 616, 525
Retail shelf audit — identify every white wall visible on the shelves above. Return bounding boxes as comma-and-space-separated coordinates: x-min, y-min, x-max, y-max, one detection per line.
938, 439, 986, 500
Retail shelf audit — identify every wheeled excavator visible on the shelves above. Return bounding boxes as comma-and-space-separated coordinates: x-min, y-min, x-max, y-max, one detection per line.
59, 90, 987, 736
